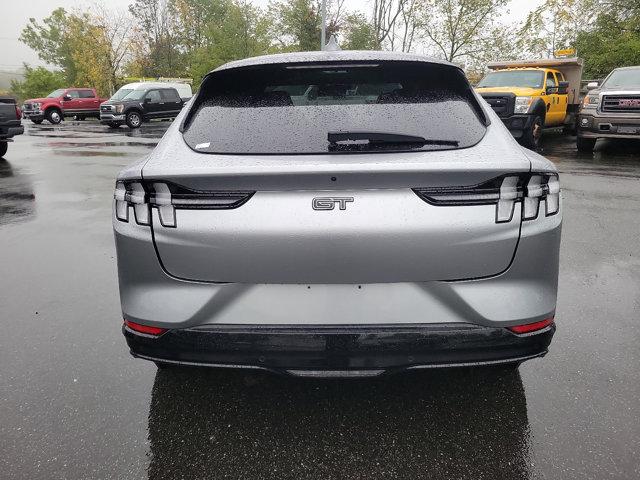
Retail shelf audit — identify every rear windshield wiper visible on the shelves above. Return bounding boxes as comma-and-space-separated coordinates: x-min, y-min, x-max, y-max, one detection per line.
327, 131, 459, 151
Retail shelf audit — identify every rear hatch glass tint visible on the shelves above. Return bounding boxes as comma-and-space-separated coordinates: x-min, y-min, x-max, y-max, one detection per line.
182, 61, 487, 154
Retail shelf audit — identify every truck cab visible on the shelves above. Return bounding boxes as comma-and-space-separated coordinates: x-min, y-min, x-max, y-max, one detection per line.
100, 86, 185, 129
476, 58, 584, 148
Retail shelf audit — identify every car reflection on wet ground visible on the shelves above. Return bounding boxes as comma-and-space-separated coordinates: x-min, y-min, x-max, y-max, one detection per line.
1, 121, 639, 480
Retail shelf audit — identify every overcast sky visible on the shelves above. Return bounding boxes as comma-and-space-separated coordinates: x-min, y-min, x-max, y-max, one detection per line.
0, 0, 540, 73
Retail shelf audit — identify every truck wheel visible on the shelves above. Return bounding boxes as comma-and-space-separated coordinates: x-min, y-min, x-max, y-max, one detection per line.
521, 115, 543, 149
0, 142, 7, 158
31, 118, 43, 125
46, 108, 62, 124
126, 111, 142, 129
576, 136, 596, 152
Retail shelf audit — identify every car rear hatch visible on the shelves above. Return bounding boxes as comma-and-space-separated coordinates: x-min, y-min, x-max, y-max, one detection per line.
138, 59, 530, 283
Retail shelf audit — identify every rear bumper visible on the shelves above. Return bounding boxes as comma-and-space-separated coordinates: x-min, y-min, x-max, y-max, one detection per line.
0, 124, 23, 140
577, 112, 640, 139
124, 323, 555, 376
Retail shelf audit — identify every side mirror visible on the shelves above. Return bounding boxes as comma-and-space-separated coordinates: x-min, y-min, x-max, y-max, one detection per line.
586, 81, 599, 90
62, 95, 72, 101
143, 97, 151, 103
558, 81, 570, 95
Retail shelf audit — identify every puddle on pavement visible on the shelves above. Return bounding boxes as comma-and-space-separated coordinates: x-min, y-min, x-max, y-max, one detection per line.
0, 160, 36, 225
541, 132, 640, 178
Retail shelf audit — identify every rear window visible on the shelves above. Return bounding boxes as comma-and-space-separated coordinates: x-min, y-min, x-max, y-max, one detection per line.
182, 61, 487, 154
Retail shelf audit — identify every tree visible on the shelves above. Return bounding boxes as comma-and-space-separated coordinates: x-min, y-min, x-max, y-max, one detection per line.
19, 7, 134, 95
575, 10, 640, 78
342, 12, 377, 50
372, 0, 418, 50
518, 0, 594, 58
128, 0, 182, 77
92, 5, 135, 94
419, 0, 510, 63
269, 0, 344, 51
9, 66, 66, 102
19, 8, 79, 82
164, 0, 273, 86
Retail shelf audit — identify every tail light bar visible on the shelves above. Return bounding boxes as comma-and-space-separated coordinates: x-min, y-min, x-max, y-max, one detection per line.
115, 181, 254, 227
413, 172, 559, 223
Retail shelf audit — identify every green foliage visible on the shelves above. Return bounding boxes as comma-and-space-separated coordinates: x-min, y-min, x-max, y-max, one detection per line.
342, 12, 377, 50
18, 8, 124, 96
19, 8, 78, 83
575, 12, 640, 78
9, 66, 66, 102
128, 0, 184, 77
269, 0, 322, 51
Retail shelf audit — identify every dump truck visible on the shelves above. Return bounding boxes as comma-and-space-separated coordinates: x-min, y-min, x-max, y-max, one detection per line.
475, 58, 584, 148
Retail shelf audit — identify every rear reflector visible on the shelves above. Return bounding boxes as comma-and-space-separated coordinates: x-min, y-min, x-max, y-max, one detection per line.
508, 317, 554, 334
124, 320, 168, 336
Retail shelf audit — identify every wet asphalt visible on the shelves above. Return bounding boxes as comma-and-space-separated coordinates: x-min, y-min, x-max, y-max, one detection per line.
0, 121, 639, 479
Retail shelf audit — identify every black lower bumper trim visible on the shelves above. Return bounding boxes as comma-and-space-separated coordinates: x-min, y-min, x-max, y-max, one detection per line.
499, 114, 536, 139
0, 125, 24, 139
124, 323, 555, 376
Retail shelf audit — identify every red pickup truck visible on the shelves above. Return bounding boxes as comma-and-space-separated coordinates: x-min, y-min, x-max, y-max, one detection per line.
22, 88, 108, 124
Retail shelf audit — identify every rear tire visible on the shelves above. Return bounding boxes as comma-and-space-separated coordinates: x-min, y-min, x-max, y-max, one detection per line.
521, 115, 543, 149
46, 108, 62, 124
576, 136, 596, 152
0, 142, 7, 158
31, 118, 43, 125
126, 111, 142, 129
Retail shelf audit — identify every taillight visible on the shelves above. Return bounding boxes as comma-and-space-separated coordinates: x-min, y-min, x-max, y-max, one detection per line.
114, 181, 254, 227
124, 320, 168, 336
413, 172, 559, 223
508, 317, 554, 334
15, 105, 21, 119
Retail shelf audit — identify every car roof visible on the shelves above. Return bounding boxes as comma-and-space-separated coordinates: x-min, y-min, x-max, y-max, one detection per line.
211, 50, 457, 74
613, 66, 640, 71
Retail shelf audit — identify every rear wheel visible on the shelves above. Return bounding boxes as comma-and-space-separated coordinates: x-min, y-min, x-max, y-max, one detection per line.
31, 118, 43, 125
126, 111, 142, 129
46, 108, 62, 124
576, 136, 596, 152
0, 142, 7, 158
521, 115, 543, 149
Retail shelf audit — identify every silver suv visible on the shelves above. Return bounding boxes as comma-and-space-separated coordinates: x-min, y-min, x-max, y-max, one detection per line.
113, 51, 561, 377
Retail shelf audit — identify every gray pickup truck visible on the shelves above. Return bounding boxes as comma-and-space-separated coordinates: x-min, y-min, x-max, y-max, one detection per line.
0, 97, 24, 157
577, 66, 640, 151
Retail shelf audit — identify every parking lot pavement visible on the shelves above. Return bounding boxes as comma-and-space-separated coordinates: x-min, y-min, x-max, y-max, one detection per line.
1, 121, 639, 480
